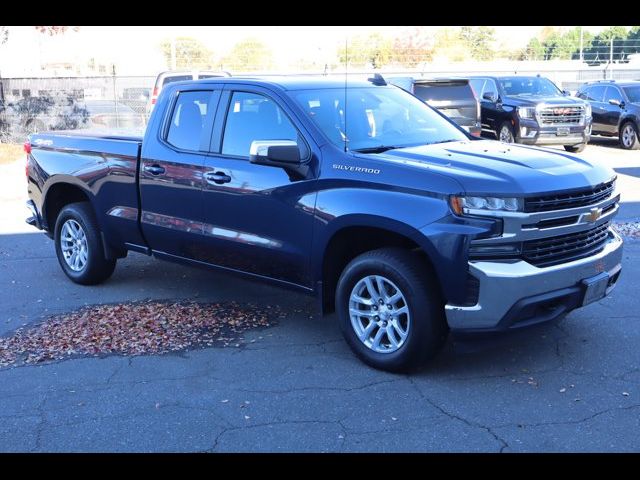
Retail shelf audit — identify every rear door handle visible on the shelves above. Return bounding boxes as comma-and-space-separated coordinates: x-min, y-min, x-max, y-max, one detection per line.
144, 164, 165, 175
204, 171, 232, 185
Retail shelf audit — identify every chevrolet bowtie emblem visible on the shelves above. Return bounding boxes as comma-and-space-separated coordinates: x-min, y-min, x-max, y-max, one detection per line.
585, 207, 603, 223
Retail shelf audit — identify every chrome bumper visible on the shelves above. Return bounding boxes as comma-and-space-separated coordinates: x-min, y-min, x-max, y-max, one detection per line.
445, 229, 623, 330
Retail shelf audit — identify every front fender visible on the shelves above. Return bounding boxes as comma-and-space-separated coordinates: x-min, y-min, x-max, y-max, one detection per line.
311, 186, 498, 304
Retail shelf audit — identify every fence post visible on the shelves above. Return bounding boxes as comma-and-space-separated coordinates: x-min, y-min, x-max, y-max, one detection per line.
112, 64, 119, 128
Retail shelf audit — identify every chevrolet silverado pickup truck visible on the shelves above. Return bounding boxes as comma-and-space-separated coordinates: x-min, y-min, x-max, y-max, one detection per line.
25, 76, 623, 372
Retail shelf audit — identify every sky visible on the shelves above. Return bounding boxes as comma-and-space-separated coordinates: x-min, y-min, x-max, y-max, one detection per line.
0, 26, 616, 76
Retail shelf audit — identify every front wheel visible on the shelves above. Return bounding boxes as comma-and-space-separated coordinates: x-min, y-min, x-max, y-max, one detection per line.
54, 202, 116, 285
498, 122, 515, 143
620, 122, 640, 150
564, 143, 586, 153
335, 248, 448, 372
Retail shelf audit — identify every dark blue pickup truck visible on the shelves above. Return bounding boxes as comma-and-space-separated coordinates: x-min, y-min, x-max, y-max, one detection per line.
25, 76, 623, 371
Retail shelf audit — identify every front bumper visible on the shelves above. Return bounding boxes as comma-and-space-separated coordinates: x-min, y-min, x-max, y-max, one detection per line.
445, 229, 623, 331
516, 118, 591, 146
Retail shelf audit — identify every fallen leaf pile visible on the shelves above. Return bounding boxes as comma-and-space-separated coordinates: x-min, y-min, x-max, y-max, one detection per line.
0, 301, 284, 368
613, 222, 640, 239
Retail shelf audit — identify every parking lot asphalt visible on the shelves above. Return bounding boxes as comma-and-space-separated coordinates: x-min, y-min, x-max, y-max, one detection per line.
0, 139, 639, 452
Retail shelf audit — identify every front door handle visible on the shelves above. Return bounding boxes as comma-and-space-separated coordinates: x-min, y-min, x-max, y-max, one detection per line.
144, 164, 165, 175
204, 171, 232, 185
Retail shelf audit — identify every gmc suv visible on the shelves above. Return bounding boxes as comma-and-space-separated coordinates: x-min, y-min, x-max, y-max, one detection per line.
469, 75, 592, 152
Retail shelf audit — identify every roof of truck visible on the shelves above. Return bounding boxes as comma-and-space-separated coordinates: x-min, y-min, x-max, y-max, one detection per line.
186, 75, 390, 90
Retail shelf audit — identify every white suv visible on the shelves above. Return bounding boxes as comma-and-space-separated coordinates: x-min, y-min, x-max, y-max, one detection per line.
146, 70, 230, 117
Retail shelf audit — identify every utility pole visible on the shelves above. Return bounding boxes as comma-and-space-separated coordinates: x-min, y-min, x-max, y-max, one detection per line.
609, 36, 614, 79
579, 26, 584, 62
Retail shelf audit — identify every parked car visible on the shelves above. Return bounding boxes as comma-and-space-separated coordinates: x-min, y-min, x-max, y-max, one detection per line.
468, 75, 592, 152
25, 76, 622, 372
386, 76, 481, 136
576, 80, 640, 150
146, 70, 231, 117
82, 100, 145, 130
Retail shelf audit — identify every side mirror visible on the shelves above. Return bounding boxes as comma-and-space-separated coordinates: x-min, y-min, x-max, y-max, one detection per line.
562, 90, 570, 96
609, 99, 624, 108
482, 91, 497, 103
250, 140, 301, 166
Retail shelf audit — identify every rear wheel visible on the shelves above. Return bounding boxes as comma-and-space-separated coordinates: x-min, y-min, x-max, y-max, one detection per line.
564, 143, 586, 153
498, 122, 515, 143
335, 248, 448, 372
620, 122, 640, 150
54, 202, 116, 285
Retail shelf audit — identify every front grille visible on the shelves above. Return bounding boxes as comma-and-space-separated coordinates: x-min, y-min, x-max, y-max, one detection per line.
538, 105, 584, 125
522, 222, 610, 267
525, 180, 615, 213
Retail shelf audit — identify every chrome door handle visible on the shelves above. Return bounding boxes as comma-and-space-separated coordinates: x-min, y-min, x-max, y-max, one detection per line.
204, 171, 231, 184
144, 164, 165, 175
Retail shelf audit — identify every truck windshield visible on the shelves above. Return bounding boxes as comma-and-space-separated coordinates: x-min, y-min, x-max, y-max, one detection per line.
293, 86, 468, 152
498, 77, 562, 97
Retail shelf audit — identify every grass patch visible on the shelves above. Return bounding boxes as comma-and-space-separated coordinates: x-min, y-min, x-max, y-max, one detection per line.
0, 143, 24, 165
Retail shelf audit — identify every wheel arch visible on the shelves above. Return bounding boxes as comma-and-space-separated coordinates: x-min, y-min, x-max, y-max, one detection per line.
316, 216, 443, 315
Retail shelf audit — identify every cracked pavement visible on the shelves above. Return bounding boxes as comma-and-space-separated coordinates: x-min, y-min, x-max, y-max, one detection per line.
1, 142, 640, 452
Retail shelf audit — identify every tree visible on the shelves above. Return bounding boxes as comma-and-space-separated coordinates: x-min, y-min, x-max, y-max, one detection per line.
390, 28, 433, 67
460, 26, 496, 61
523, 38, 546, 60
338, 33, 394, 69
582, 26, 629, 63
159, 37, 214, 70
34, 26, 80, 36
223, 38, 273, 72
432, 28, 471, 62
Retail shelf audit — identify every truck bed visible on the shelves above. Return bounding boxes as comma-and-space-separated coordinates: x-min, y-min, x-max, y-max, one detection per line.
30, 129, 143, 158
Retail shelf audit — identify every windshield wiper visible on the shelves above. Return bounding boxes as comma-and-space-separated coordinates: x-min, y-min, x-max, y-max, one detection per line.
425, 139, 460, 145
351, 145, 403, 154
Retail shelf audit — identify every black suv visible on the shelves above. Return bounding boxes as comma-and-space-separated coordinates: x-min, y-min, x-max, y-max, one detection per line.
387, 77, 481, 136
576, 80, 640, 150
468, 75, 592, 152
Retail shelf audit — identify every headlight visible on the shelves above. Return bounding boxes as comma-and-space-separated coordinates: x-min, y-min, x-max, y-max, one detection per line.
450, 195, 523, 215
584, 103, 592, 117
517, 106, 536, 119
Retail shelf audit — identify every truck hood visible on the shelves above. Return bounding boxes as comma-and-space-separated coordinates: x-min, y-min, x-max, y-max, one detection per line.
365, 140, 615, 195
502, 95, 586, 107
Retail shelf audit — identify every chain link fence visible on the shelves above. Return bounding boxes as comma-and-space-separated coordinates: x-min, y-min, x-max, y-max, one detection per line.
0, 75, 154, 142
2, 65, 639, 144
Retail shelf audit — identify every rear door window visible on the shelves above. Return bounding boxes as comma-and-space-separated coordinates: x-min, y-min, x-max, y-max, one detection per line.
166, 90, 215, 151
162, 75, 193, 87
413, 83, 474, 102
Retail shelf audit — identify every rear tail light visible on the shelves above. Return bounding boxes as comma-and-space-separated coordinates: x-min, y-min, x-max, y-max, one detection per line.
24, 142, 31, 178
151, 87, 159, 105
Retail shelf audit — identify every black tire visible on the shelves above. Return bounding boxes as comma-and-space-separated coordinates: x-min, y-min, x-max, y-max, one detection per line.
54, 202, 116, 285
619, 121, 640, 150
498, 121, 515, 143
335, 247, 448, 372
564, 143, 586, 153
